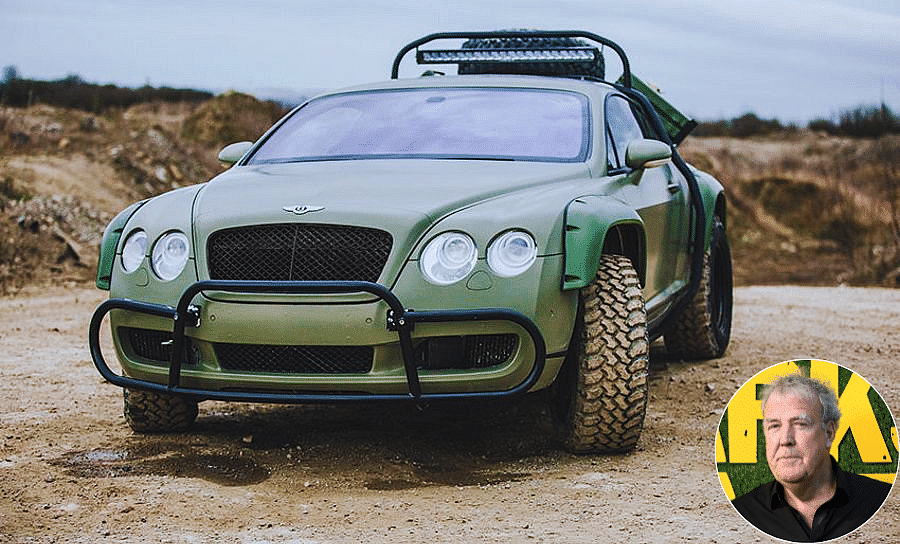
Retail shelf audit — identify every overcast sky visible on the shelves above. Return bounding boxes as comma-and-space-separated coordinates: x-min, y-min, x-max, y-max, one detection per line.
3, 0, 899, 122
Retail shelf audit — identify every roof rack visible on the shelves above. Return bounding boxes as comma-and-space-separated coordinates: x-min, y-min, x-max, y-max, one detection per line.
391, 30, 632, 88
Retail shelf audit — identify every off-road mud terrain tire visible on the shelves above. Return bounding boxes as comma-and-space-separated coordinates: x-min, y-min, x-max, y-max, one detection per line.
553, 254, 649, 453
665, 216, 732, 359
123, 388, 199, 433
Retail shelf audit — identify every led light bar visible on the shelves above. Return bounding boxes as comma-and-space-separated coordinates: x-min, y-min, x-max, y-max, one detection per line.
417, 47, 599, 65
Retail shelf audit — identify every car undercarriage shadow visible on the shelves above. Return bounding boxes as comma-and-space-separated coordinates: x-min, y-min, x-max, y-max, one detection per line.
59, 345, 705, 490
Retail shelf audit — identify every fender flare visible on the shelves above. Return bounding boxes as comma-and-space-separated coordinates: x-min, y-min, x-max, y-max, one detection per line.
694, 169, 728, 250
562, 195, 646, 291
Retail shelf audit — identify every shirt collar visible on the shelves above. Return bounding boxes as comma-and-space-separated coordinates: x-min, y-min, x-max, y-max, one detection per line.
767, 456, 851, 510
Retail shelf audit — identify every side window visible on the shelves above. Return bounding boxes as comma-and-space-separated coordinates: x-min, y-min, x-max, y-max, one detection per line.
605, 95, 645, 171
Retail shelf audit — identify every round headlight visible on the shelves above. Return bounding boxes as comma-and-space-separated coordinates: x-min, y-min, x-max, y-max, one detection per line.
487, 230, 537, 277
121, 230, 147, 273
420, 232, 478, 285
151, 231, 190, 281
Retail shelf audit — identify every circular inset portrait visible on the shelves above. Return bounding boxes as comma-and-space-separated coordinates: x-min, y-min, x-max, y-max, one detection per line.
716, 359, 897, 542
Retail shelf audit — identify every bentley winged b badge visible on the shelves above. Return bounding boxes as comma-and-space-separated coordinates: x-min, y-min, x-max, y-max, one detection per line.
282, 205, 325, 215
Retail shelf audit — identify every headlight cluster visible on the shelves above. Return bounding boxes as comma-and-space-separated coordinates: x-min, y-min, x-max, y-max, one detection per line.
420, 229, 537, 285
120, 229, 191, 281
120, 230, 147, 273
420, 232, 478, 285
487, 230, 538, 277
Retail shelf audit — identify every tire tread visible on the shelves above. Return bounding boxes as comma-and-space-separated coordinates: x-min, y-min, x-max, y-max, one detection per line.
123, 388, 198, 433
556, 254, 649, 453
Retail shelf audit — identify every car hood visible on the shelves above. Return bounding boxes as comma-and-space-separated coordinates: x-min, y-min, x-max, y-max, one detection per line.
197, 159, 589, 217
191, 159, 592, 284
195, 158, 588, 243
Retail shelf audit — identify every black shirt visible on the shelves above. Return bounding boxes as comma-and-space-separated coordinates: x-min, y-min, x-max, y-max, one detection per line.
731, 458, 892, 542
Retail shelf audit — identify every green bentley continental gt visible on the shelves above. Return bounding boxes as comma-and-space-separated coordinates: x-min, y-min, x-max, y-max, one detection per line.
89, 30, 732, 453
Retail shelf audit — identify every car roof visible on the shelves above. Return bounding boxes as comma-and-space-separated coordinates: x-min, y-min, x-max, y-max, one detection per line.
311, 74, 618, 99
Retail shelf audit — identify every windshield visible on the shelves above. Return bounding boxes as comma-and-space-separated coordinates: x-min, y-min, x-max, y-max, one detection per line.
247, 88, 590, 164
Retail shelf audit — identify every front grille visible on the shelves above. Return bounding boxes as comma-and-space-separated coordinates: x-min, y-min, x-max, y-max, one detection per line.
207, 223, 393, 282
416, 334, 519, 370
213, 343, 373, 374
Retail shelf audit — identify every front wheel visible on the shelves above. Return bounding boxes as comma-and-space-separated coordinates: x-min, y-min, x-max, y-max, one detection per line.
552, 254, 650, 454
664, 216, 733, 360
123, 388, 198, 433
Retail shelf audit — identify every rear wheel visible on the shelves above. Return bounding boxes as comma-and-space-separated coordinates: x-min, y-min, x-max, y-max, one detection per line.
552, 254, 650, 453
123, 388, 198, 433
665, 216, 732, 359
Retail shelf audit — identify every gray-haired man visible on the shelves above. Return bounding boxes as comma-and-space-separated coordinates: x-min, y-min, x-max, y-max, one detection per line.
731, 372, 892, 542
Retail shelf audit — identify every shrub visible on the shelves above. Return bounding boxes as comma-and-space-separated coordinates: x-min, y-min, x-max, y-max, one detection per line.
0, 75, 213, 112
694, 113, 790, 138
807, 104, 900, 138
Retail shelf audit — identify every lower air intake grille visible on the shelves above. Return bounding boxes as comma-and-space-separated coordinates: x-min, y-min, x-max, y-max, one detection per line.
416, 334, 519, 370
123, 327, 173, 364
121, 327, 199, 366
214, 344, 373, 374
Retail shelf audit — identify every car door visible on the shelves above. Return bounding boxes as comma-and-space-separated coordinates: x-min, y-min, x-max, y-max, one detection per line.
604, 94, 690, 315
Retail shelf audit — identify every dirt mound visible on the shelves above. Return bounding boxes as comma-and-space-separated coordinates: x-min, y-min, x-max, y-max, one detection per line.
180, 91, 287, 148
0, 102, 229, 294
1, 97, 898, 294
0, 193, 103, 290
0, 94, 294, 294
680, 134, 900, 286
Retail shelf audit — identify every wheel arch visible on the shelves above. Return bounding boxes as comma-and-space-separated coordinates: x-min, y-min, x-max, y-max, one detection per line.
714, 193, 728, 230
693, 169, 728, 250
562, 195, 646, 290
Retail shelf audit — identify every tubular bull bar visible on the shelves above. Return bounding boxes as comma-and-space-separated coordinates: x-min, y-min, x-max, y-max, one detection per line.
89, 280, 547, 404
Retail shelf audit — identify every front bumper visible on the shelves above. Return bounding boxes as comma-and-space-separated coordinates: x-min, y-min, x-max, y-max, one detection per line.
89, 280, 547, 404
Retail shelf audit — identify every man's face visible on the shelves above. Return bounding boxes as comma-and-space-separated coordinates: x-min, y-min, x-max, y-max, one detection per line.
763, 389, 836, 486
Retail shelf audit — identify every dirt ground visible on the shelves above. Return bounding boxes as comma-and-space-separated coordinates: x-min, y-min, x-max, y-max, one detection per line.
0, 284, 897, 543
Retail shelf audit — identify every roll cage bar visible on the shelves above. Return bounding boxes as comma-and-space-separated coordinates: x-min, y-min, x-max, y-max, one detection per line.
391, 30, 633, 88
393, 30, 706, 338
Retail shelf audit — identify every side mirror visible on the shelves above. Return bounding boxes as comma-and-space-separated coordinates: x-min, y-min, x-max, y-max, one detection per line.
625, 139, 672, 170
217, 141, 254, 165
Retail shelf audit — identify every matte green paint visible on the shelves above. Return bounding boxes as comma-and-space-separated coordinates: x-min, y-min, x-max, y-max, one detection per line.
217, 141, 253, 165
97, 73, 725, 397
110, 185, 204, 306
624, 138, 672, 170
